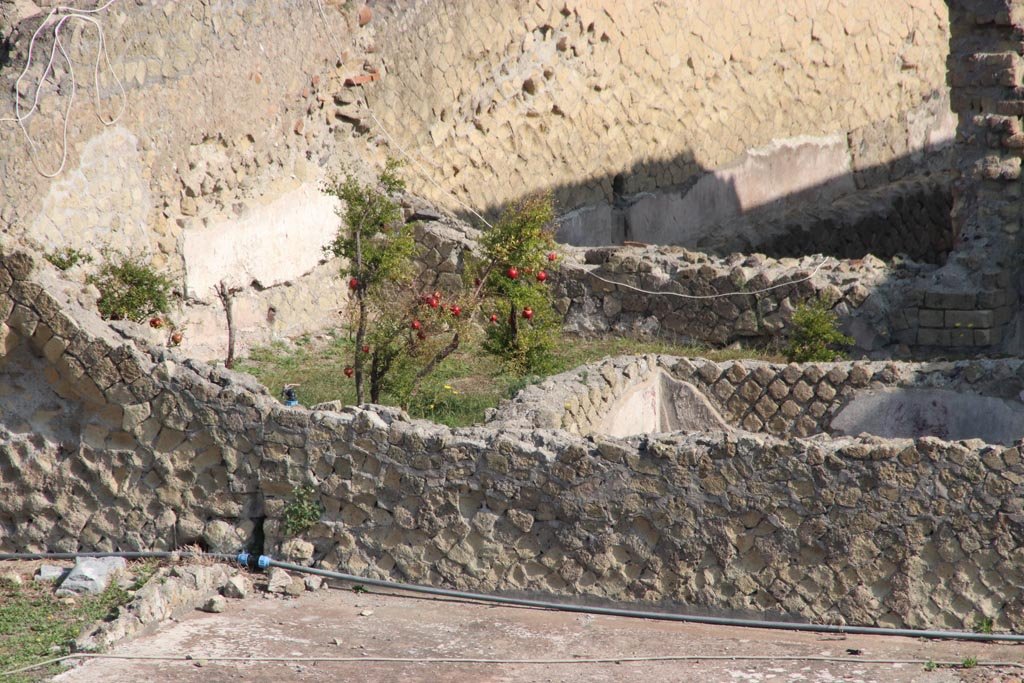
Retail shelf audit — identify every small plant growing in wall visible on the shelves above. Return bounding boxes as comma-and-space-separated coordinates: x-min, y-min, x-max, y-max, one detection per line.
88, 252, 174, 322
282, 486, 323, 536
44, 247, 92, 271
785, 298, 853, 363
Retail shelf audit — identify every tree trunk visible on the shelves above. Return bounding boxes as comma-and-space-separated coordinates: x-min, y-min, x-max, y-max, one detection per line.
370, 350, 390, 403
507, 300, 518, 346
215, 281, 237, 369
353, 230, 365, 404
409, 331, 461, 401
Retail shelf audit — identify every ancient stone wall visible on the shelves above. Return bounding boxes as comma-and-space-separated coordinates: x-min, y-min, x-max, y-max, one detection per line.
369, 0, 952, 216
3, 248, 1024, 632
557, 172, 955, 263
0, 0, 379, 360
492, 354, 1024, 444
914, 1, 1024, 351
700, 176, 955, 264
554, 245, 908, 354
0, 0, 956, 358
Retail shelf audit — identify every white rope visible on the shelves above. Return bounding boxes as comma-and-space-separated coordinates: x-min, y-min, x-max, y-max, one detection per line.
585, 257, 834, 300
4, 651, 1020, 676
0, 0, 126, 178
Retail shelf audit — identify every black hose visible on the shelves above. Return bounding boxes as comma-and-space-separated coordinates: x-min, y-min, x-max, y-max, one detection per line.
5, 550, 1024, 643
264, 559, 1024, 644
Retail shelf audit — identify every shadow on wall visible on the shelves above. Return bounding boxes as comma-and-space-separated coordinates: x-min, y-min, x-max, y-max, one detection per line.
512, 141, 956, 265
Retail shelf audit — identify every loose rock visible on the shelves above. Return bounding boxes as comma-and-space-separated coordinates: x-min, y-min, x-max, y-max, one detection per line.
266, 567, 292, 594
1, 571, 22, 587
35, 565, 67, 583
56, 557, 127, 596
223, 575, 251, 599
201, 595, 227, 613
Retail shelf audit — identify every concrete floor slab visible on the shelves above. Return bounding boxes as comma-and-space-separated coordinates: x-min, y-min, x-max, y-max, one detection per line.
52, 583, 1023, 683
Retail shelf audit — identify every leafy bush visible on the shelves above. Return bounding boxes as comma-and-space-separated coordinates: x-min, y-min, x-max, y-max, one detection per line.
88, 253, 173, 322
282, 486, 323, 536
478, 193, 559, 374
784, 298, 853, 362
320, 169, 560, 407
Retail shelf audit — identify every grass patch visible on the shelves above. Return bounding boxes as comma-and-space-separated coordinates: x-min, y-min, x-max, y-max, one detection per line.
0, 561, 158, 681
237, 330, 781, 428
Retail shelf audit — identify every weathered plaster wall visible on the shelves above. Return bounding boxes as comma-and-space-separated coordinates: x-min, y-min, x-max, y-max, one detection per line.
369, 0, 952, 216
3, 249, 1024, 633
0, 0, 372, 359
558, 174, 955, 263
2, 0, 953, 357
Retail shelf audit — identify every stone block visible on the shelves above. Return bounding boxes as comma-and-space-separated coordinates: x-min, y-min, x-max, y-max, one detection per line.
945, 310, 994, 328
816, 382, 837, 402
35, 565, 69, 583
847, 365, 871, 387
153, 426, 187, 452
55, 557, 127, 596
87, 357, 121, 391
924, 291, 977, 309
3, 252, 35, 280
974, 327, 1003, 346
223, 575, 251, 599
755, 396, 778, 420
741, 413, 764, 432
266, 569, 294, 593
768, 379, 789, 400
918, 309, 944, 328
200, 595, 227, 613
8, 305, 38, 338
917, 328, 950, 346
950, 329, 974, 347
779, 400, 801, 418
791, 381, 814, 403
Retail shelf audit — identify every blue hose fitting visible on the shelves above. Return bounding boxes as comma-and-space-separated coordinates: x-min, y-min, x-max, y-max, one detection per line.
237, 552, 250, 567
257, 555, 271, 569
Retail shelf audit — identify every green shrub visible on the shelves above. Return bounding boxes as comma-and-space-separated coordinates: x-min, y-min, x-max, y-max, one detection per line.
44, 247, 92, 271
282, 486, 323, 536
478, 193, 559, 374
88, 253, 173, 322
785, 298, 853, 362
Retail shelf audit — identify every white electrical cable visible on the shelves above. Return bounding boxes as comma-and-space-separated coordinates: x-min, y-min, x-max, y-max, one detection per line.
585, 257, 834, 300
3, 652, 1020, 676
0, 0, 126, 177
